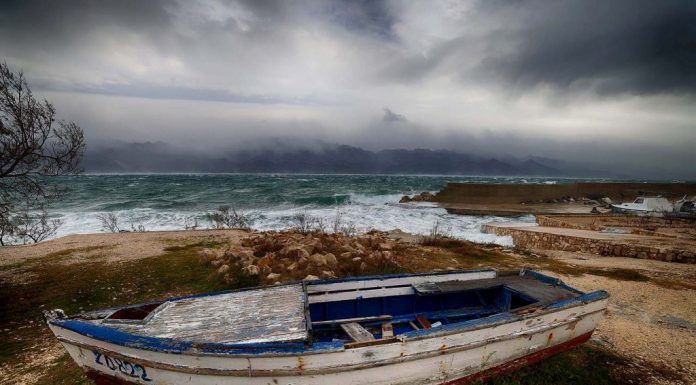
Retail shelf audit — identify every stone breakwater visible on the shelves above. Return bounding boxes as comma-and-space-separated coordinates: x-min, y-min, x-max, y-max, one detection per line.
434, 182, 696, 205
200, 230, 402, 285
482, 224, 696, 264
536, 215, 696, 231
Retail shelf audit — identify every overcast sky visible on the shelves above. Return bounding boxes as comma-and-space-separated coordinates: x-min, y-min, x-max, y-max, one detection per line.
1, 0, 695, 177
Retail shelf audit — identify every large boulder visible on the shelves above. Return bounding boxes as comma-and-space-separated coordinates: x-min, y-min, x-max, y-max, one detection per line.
309, 253, 327, 266
217, 264, 230, 274
257, 255, 273, 269
325, 253, 338, 266
320, 270, 336, 279
280, 245, 310, 260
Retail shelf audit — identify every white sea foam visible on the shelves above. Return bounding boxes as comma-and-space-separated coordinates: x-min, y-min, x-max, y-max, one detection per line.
50, 193, 531, 246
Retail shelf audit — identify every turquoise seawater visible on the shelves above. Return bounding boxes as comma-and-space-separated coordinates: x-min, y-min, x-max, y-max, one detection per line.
43, 174, 597, 244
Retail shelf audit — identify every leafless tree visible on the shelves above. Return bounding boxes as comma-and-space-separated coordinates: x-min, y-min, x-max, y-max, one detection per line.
331, 208, 344, 233
0, 212, 15, 246
183, 217, 199, 230
206, 206, 250, 229
0, 62, 85, 245
130, 222, 146, 232
292, 211, 314, 234
15, 207, 60, 244
96, 213, 120, 233
420, 219, 453, 245
330, 208, 358, 236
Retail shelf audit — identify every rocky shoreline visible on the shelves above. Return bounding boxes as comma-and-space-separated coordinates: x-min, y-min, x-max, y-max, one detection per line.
201, 230, 402, 285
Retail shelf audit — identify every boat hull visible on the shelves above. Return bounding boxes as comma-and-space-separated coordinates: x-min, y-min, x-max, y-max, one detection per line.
51, 299, 606, 385
80, 332, 594, 385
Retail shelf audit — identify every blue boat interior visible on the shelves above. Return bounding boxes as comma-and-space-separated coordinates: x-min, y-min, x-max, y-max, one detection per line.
306, 272, 580, 344
309, 285, 534, 341
50, 270, 599, 354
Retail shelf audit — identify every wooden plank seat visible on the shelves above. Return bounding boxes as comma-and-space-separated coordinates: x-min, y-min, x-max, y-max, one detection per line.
341, 322, 375, 343
311, 315, 392, 326
361, 306, 499, 327
416, 315, 431, 329
381, 322, 394, 338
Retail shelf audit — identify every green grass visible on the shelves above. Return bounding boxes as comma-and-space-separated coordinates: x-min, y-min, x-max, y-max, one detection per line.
1, 235, 679, 385
484, 346, 616, 385
0, 240, 243, 382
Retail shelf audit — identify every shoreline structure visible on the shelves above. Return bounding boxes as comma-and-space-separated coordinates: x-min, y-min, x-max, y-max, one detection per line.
431, 182, 696, 264
433, 182, 696, 216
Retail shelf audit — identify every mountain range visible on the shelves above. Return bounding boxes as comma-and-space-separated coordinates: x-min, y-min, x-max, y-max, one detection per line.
84, 141, 613, 177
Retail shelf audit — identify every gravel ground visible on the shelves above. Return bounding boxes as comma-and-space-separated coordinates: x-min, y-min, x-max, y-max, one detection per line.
538, 251, 696, 384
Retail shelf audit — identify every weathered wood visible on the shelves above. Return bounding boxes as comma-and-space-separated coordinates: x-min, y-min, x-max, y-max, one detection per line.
305, 271, 496, 293
416, 315, 431, 329
344, 336, 397, 349
341, 322, 375, 343
111, 284, 308, 344
381, 322, 394, 338
413, 275, 577, 304
308, 286, 414, 304
312, 315, 392, 326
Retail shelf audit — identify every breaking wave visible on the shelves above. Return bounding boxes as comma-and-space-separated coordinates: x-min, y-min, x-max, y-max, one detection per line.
41, 174, 556, 246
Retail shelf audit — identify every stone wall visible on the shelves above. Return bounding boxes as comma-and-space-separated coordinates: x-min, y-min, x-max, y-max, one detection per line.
482, 224, 695, 264
435, 182, 696, 204
535, 216, 598, 230
536, 215, 695, 230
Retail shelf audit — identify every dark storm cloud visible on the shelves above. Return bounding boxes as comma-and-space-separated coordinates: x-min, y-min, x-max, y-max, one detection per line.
325, 0, 397, 40
0, 0, 170, 45
476, 0, 696, 95
1, 0, 694, 178
374, 1, 696, 96
382, 108, 407, 123
43, 82, 322, 105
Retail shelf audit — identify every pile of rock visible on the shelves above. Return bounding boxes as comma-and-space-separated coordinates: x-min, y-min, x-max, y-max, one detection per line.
399, 191, 435, 203
200, 230, 402, 285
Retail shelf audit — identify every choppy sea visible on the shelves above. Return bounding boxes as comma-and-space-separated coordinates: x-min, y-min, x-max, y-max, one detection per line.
40, 175, 607, 245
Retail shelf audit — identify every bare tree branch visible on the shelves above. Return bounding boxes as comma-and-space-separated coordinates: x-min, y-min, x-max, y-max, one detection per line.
0, 62, 85, 245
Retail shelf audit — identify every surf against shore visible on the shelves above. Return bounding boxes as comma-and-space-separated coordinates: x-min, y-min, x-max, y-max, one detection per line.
36, 174, 572, 244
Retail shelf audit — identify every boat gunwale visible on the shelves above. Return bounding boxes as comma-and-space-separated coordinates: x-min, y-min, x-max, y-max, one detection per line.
47, 269, 608, 356
52, 307, 607, 377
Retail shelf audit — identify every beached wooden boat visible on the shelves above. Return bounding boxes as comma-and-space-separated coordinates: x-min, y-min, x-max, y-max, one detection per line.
45, 269, 608, 385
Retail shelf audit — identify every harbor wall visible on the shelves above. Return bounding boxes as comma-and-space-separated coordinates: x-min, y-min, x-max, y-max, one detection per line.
481, 224, 696, 264
434, 183, 696, 204
535, 215, 695, 231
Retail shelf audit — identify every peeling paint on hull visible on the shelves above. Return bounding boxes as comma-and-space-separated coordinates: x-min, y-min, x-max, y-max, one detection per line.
444, 331, 593, 384
79, 331, 595, 385
46, 270, 608, 385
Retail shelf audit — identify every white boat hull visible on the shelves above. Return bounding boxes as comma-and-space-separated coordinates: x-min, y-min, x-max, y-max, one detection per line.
50, 299, 607, 385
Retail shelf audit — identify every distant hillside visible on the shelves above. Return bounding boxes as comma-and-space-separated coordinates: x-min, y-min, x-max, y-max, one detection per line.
84, 142, 610, 177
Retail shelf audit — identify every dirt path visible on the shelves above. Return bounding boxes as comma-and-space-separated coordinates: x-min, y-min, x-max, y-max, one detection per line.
534, 251, 696, 383
0, 229, 249, 266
